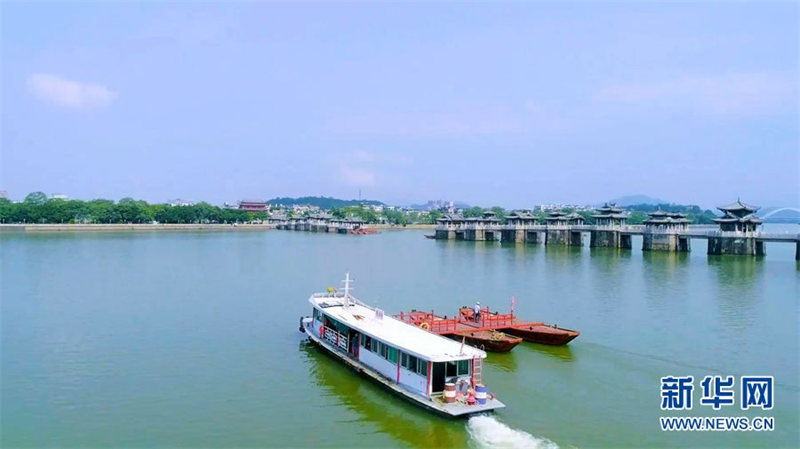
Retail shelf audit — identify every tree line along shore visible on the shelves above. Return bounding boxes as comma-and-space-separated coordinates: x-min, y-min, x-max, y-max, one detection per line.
0, 192, 720, 226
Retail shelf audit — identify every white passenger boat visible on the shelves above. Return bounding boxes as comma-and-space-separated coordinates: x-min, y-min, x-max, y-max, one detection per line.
299, 274, 505, 417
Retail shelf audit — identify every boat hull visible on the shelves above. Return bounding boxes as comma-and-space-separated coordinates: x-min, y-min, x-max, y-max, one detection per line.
502, 325, 580, 346
301, 319, 505, 417
445, 331, 522, 353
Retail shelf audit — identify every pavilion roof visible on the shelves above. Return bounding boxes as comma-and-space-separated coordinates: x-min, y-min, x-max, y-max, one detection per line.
713, 212, 763, 224
717, 199, 759, 213
595, 202, 625, 214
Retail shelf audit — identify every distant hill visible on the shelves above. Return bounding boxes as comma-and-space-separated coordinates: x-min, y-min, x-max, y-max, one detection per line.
606, 194, 666, 206
624, 203, 718, 224
267, 196, 384, 209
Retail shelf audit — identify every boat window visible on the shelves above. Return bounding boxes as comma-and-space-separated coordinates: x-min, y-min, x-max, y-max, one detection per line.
403, 354, 418, 372
457, 360, 470, 376
362, 335, 372, 351
415, 360, 427, 376
388, 347, 398, 364
380, 342, 389, 359
446, 361, 457, 377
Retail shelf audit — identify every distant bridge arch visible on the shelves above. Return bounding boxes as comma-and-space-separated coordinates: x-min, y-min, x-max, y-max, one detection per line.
760, 207, 800, 219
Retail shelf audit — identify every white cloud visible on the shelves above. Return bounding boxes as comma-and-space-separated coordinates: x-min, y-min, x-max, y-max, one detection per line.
27, 73, 117, 109
595, 71, 797, 117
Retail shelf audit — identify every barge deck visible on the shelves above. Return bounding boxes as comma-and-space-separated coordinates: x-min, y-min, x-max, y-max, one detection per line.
395, 306, 579, 348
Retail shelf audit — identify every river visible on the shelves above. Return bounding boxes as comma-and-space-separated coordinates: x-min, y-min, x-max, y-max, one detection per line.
2, 225, 797, 448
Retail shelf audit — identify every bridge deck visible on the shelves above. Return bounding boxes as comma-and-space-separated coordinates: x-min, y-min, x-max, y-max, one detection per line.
435, 224, 799, 242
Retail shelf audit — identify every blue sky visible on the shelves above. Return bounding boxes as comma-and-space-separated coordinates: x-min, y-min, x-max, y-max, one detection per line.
2, 2, 798, 208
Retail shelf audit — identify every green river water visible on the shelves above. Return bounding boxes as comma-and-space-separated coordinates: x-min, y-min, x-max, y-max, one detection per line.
2, 227, 798, 448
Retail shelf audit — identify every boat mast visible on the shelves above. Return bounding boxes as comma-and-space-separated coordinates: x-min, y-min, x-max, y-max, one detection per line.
343, 272, 351, 308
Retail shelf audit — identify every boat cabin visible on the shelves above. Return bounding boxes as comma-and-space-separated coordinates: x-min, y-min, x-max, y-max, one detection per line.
309, 293, 482, 398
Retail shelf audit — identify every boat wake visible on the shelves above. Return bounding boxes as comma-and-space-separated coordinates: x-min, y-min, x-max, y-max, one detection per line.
467, 415, 558, 449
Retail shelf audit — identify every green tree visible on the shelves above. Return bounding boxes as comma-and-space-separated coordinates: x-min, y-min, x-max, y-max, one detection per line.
87, 199, 118, 223
382, 209, 408, 225
627, 211, 647, 224
490, 206, 506, 222
463, 207, 484, 218
424, 210, 443, 224
24, 191, 48, 205
330, 207, 346, 219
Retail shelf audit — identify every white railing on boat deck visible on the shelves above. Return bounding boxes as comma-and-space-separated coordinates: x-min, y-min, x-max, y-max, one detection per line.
323, 326, 348, 352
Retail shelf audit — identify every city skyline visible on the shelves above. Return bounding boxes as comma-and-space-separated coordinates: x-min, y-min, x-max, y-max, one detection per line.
2, 2, 798, 209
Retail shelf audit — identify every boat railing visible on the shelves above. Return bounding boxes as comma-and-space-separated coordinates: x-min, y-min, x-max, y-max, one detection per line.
394, 311, 460, 333
429, 317, 460, 333
476, 308, 516, 328
323, 326, 348, 352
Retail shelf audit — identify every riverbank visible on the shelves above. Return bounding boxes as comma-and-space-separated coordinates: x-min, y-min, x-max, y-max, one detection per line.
0, 223, 277, 233
0, 223, 435, 233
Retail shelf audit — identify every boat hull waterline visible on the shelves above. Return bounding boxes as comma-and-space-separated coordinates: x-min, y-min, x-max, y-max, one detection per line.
502, 325, 580, 346
445, 331, 523, 353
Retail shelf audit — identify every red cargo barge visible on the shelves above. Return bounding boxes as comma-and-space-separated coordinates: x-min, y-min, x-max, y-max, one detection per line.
394, 310, 522, 352
457, 307, 580, 346
395, 304, 579, 350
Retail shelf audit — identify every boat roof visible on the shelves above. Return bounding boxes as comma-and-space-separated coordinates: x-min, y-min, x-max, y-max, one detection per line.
309, 293, 485, 362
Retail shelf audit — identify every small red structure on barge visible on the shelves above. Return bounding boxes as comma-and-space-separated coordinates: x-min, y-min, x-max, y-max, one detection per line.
395, 303, 579, 351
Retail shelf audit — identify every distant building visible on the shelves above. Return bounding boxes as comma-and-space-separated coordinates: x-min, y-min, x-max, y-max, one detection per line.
169, 199, 195, 207
239, 199, 268, 211
0, 190, 8, 200
291, 204, 319, 214
50, 193, 68, 200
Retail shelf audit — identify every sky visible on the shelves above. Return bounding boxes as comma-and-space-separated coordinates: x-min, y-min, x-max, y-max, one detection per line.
1, 2, 798, 209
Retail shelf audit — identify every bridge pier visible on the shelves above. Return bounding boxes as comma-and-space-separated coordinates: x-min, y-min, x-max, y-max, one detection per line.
434, 229, 453, 239
569, 231, 583, 246
501, 229, 526, 243
526, 230, 541, 244
545, 229, 570, 246
590, 230, 631, 249
707, 236, 766, 256
466, 229, 486, 241
642, 233, 692, 252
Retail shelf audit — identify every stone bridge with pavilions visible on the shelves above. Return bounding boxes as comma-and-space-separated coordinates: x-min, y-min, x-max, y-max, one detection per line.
433, 200, 800, 261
